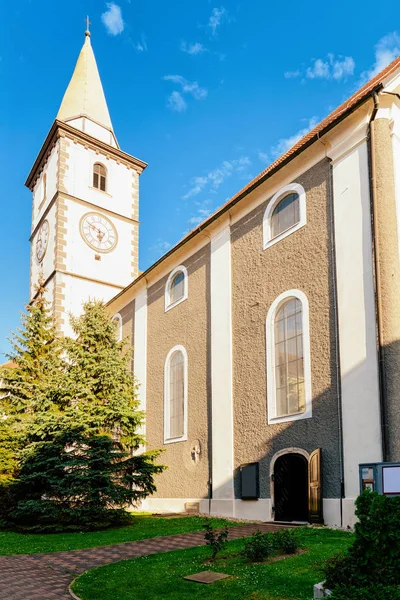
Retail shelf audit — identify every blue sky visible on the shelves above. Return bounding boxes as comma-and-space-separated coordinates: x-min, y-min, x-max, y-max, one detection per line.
1, 0, 400, 357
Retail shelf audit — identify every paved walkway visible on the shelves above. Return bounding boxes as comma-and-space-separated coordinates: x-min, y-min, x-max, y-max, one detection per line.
0, 523, 291, 599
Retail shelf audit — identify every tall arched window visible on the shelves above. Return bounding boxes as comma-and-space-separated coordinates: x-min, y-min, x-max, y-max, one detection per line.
266, 290, 312, 424
263, 183, 306, 249
112, 313, 122, 342
93, 163, 107, 192
164, 345, 188, 443
165, 266, 188, 311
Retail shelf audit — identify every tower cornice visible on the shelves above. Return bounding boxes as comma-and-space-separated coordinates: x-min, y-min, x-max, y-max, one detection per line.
25, 119, 147, 191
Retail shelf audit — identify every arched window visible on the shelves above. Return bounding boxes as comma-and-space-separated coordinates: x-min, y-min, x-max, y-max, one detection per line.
164, 346, 188, 443
93, 163, 107, 192
112, 313, 122, 342
165, 266, 188, 311
263, 183, 306, 249
266, 290, 312, 424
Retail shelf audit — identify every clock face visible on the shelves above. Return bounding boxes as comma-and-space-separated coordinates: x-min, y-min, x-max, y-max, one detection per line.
36, 220, 49, 262
80, 212, 118, 253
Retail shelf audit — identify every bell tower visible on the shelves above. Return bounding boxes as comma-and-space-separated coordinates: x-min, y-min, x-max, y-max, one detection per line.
26, 27, 146, 336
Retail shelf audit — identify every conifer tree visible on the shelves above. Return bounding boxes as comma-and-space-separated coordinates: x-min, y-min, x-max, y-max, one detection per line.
0, 281, 62, 482
61, 300, 145, 448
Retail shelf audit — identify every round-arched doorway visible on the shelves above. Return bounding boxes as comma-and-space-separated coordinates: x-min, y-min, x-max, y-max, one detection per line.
273, 452, 308, 522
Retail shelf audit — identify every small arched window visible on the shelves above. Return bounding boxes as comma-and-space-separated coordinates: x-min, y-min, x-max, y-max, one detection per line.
263, 183, 306, 249
266, 290, 312, 424
271, 193, 300, 239
112, 313, 122, 342
164, 346, 188, 443
165, 266, 188, 311
93, 163, 107, 192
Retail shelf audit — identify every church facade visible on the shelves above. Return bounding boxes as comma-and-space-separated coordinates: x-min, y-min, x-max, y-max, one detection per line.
26, 30, 400, 528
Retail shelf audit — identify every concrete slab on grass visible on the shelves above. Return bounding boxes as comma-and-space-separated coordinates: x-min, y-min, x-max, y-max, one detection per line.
184, 571, 231, 584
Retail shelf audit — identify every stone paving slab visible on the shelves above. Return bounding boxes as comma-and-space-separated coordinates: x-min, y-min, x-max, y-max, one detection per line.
0, 522, 292, 599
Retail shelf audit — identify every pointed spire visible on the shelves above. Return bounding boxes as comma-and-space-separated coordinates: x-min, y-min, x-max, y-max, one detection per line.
57, 29, 114, 134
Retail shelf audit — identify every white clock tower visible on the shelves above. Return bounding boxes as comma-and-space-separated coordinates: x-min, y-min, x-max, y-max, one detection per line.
26, 28, 146, 336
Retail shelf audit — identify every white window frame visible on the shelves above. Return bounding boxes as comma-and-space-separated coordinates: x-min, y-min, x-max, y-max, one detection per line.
266, 289, 312, 424
112, 313, 123, 341
164, 345, 188, 444
263, 183, 306, 250
165, 265, 188, 312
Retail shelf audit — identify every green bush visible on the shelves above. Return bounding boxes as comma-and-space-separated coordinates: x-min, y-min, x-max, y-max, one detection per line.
272, 528, 300, 554
241, 530, 274, 562
203, 519, 229, 561
322, 490, 400, 590
329, 584, 400, 600
323, 552, 359, 590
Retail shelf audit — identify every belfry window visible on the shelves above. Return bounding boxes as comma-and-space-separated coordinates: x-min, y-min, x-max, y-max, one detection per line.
93, 163, 107, 192
164, 346, 188, 443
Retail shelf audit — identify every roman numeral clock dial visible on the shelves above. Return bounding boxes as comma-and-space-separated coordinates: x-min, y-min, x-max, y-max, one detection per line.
36, 220, 49, 262
79, 212, 118, 253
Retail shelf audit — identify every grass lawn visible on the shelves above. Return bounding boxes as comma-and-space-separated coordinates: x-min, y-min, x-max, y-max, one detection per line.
72, 527, 353, 600
0, 514, 232, 556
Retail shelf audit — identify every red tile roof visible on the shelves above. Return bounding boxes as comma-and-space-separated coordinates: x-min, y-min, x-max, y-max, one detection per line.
110, 54, 400, 304
187, 53, 400, 235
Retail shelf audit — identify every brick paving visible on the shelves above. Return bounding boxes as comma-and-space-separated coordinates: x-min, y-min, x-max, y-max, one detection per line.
0, 522, 291, 599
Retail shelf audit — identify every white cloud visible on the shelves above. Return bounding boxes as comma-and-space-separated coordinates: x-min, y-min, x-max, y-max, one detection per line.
149, 239, 172, 259
183, 157, 251, 199
188, 207, 213, 227
360, 32, 400, 82
181, 41, 207, 55
271, 117, 318, 159
258, 152, 269, 164
208, 7, 226, 36
284, 70, 301, 79
101, 3, 124, 36
306, 55, 355, 80
331, 55, 355, 80
134, 34, 147, 52
164, 75, 208, 100
167, 91, 187, 112
306, 58, 330, 79
286, 54, 355, 82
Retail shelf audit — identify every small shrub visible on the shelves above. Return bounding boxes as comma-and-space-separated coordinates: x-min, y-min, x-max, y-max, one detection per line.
203, 519, 229, 561
241, 530, 274, 562
322, 552, 358, 590
322, 490, 400, 590
329, 584, 400, 600
272, 528, 300, 555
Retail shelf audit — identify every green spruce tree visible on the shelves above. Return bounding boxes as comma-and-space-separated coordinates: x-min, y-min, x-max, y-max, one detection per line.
0, 281, 62, 482
1, 298, 164, 530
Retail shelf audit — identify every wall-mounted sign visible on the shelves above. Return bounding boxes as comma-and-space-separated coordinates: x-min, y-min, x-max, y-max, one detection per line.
382, 466, 400, 495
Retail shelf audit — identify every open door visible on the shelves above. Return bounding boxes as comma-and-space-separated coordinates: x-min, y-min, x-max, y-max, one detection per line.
308, 448, 323, 523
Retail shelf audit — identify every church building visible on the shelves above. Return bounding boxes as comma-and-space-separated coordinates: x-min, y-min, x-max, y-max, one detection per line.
25, 28, 400, 529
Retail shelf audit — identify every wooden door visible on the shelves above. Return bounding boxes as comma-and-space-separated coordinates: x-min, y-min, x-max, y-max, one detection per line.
308, 448, 323, 523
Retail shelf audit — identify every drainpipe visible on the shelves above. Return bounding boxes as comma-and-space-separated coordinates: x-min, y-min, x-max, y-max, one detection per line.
368, 92, 389, 462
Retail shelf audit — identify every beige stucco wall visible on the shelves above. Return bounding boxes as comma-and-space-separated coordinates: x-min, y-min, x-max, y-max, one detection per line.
145, 245, 211, 498
230, 158, 341, 500
372, 117, 400, 461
